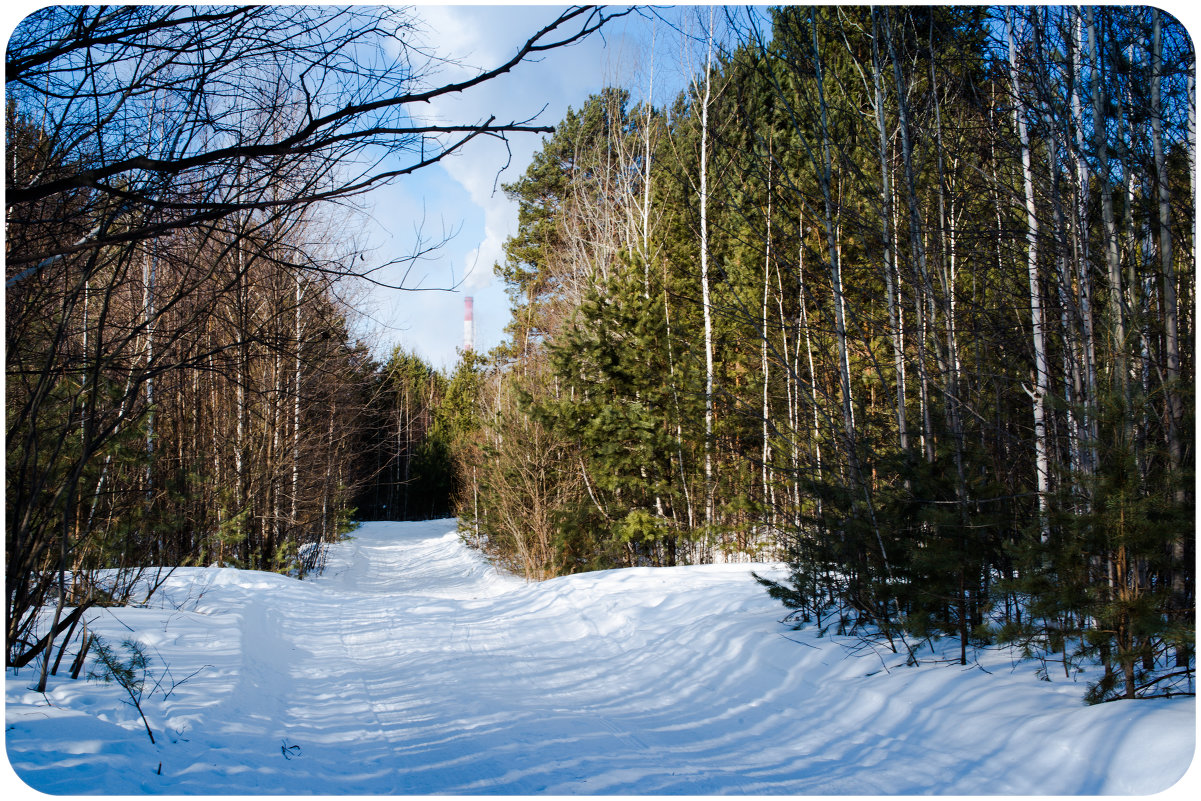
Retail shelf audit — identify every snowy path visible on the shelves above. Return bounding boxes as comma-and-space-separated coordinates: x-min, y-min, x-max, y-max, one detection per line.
6, 520, 1195, 794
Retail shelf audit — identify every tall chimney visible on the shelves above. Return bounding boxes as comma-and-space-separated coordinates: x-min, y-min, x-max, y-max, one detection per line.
463, 295, 474, 352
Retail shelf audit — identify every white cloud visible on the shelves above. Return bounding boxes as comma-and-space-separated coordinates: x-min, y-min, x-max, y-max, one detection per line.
376, 5, 605, 336
412, 5, 580, 291
437, 134, 526, 292
365, 4, 672, 367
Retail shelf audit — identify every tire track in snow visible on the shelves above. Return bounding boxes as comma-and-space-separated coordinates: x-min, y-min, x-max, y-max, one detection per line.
331, 595, 403, 769
547, 572, 754, 794
227, 581, 406, 789
309, 521, 526, 791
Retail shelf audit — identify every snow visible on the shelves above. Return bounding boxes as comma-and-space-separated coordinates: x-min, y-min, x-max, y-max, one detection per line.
5, 519, 1196, 794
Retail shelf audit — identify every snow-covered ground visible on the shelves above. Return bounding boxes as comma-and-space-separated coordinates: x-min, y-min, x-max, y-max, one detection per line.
5, 519, 1196, 794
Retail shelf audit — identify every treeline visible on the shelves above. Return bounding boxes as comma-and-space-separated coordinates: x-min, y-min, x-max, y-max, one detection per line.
450, 6, 1194, 702
354, 349, 462, 523
7, 97, 372, 675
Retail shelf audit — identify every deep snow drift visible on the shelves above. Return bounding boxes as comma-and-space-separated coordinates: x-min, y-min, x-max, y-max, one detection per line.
5, 519, 1196, 794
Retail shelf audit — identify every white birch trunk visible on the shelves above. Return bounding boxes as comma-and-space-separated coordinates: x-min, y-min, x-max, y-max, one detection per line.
870, 9, 908, 453
641, 18, 655, 281
761, 154, 774, 527
143, 251, 155, 506
1007, 8, 1051, 543
885, 8, 935, 462
772, 252, 798, 530
811, 15, 854, 447
797, 223, 822, 519
699, 7, 716, 528
292, 276, 302, 530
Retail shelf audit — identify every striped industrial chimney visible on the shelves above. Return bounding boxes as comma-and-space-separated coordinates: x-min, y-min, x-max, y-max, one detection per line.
463, 295, 474, 352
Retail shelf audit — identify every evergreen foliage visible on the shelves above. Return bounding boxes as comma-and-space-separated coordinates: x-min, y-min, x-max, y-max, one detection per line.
86, 635, 156, 743
449, 6, 1194, 702
355, 349, 457, 522
6, 4, 1191, 705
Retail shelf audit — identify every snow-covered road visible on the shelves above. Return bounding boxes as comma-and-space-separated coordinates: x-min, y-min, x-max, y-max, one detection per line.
6, 520, 1196, 794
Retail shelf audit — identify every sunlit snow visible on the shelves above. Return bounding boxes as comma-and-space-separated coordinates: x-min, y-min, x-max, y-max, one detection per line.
5, 520, 1195, 794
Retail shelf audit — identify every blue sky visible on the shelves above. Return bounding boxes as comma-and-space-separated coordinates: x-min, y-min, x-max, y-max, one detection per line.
0, 2, 685, 371
6, 2, 1196, 372
354, 4, 690, 370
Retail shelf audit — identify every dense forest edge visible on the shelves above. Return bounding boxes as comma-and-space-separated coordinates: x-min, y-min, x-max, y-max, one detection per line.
6, 6, 1195, 706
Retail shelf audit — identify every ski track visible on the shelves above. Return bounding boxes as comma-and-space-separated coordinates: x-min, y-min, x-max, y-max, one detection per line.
5, 519, 1195, 795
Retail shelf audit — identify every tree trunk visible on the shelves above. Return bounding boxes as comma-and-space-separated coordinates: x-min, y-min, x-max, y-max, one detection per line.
1087, 8, 1131, 428
813, 12, 855, 450
870, 9, 908, 454
1008, 8, 1051, 543
698, 6, 716, 529
292, 273, 303, 533
1150, 9, 1187, 666
1070, 7, 1100, 490
886, 8, 936, 464
761, 148, 774, 529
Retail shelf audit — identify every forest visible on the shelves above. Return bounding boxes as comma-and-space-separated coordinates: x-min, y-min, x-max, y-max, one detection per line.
4, 4, 618, 687
446, 5, 1196, 704
6, 5, 1195, 706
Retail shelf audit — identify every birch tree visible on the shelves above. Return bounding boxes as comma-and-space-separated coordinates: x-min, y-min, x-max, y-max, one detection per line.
1007, 8, 1052, 543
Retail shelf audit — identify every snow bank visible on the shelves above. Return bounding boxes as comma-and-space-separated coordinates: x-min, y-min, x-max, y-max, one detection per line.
5, 519, 1195, 794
